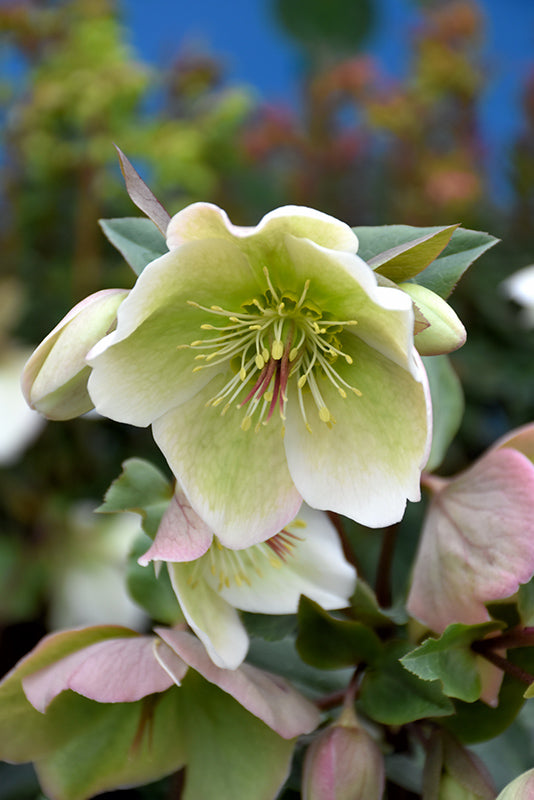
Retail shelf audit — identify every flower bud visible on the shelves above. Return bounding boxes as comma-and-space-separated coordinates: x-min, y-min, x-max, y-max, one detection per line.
399, 282, 466, 355
302, 707, 384, 800
496, 769, 534, 799
22, 289, 128, 420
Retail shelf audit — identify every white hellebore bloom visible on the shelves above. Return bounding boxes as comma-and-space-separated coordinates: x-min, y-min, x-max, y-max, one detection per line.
502, 264, 534, 326
88, 203, 431, 548
139, 490, 357, 669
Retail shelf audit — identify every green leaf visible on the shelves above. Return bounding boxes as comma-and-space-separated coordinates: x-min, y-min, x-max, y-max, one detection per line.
350, 580, 397, 628
35, 689, 186, 800
127, 533, 183, 625
242, 612, 297, 641
444, 648, 534, 743
400, 622, 504, 703
296, 596, 381, 669
414, 228, 499, 298
179, 671, 294, 800
422, 355, 465, 471
365, 225, 458, 282
359, 641, 454, 725
99, 217, 168, 276
247, 637, 353, 700
98, 458, 173, 539
355, 224, 498, 298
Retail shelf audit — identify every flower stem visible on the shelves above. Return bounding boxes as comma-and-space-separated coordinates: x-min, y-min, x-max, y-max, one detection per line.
471, 641, 534, 686
375, 523, 399, 608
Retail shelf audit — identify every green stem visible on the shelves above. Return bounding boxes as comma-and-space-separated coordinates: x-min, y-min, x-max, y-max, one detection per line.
375, 523, 399, 608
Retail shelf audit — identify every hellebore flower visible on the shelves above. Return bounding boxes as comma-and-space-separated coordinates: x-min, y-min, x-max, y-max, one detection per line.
0, 625, 319, 800
22, 288, 128, 420
87, 203, 431, 547
407, 425, 534, 634
139, 491, 357, 669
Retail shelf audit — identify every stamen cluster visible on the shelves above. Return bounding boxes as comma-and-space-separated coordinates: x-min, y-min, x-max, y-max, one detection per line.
182, 269, 361, 434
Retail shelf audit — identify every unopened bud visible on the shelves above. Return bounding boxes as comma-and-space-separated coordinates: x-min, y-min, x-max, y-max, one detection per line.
22, 289, 128, 420
399, 282, 466, 356
302, 707, 384, 800
496, 769, 534, 799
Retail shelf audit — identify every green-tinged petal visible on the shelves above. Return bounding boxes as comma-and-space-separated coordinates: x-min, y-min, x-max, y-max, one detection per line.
215, 505, 356, 613
152, 376, 302, 548
23, 289, 128, 420
22, 637, 176, 711
34, 687, 186, 800
87, 238, 262, 426
0, 626, 139, 763
168, 562, 249, 670
156, 629, 320, 738
284, 236, 419, 376
284, 339, 430, 527
167, 202, 358, 255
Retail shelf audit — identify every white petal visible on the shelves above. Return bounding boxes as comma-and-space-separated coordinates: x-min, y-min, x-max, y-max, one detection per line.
214, 505, 356, 613
168, 563, 249, 670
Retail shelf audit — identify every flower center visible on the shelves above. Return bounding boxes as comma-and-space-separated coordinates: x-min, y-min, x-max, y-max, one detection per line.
186, 521, 307, 592
182, 268, 361, 433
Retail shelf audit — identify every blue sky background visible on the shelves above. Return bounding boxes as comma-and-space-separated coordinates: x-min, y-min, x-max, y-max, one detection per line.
122, 0, 534, 202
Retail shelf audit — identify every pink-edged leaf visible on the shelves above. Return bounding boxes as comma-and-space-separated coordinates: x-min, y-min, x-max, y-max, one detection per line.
138, 489, 213, 565
115, 145, 171, 236
155, 628, 320, 739
408, 448, 534, 633
23, 636, 176, 711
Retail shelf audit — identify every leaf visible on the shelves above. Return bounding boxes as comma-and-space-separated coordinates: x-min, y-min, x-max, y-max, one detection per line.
99, 217, 167, 276
178, 671, 295, 800
296, 596, 381, 669
444, 648, 534, 743
422, 355, 464, 471
400, 622, 504, 703
242, 612, 297, 641
247, 637, 353, 700
367, 225, 459, 282
98, 458, 173, 539
354, 225, 499, 298
350, 580, 397, 628
414, 228, 499, 298
114, 145, 171, 235
359, 641, 454, 725
126, 534, 184, 626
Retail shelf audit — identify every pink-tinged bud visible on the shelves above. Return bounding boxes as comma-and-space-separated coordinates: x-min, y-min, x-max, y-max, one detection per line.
302, 707, 384, 800
496, 769, 534, 799
399, 282, 466, 355
22, 289, 128, 420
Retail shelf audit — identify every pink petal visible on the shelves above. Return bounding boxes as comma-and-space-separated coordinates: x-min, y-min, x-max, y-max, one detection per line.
155, 628, 319, 739
22, 636, 178, 712
408, 448, 534, 633
138, 489, 213, 565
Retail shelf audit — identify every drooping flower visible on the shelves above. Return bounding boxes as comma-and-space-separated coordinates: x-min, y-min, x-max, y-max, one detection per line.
87, 203, 431, 547
139, 490, 357, 669
407, 425, 534, 634
0, 625, 319, 800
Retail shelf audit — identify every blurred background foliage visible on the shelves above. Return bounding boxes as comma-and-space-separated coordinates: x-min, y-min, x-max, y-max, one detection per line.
0, 0, 534, 795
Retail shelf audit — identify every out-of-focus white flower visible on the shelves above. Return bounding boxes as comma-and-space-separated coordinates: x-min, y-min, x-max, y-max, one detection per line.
502, 265, 534, 326
0, 347, 45, 465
